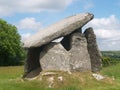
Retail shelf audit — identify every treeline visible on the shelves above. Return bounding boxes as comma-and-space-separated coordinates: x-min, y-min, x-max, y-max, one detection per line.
101, 51, 120, 59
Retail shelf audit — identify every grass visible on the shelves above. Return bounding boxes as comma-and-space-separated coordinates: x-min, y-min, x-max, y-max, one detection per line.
101, 63, 120, 81
0, 64, 120, 90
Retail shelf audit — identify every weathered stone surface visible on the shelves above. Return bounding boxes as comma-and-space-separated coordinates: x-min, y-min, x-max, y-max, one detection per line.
40, 42, 70, 71
69, 32, 91, 71
24, 13, 93, 48
23, 47, 43, 78
84, 27, 102, 72
24, 68, 41, 78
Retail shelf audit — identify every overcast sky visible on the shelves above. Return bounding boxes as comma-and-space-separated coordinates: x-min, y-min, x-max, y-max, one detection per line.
1, 0, 120, 51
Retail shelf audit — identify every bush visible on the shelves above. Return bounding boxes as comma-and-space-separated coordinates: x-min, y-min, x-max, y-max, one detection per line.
102, 57, 111, 67
102, 56, 120, 67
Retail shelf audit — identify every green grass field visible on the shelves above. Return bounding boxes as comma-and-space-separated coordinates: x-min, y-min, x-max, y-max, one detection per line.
0, 63, 120, 90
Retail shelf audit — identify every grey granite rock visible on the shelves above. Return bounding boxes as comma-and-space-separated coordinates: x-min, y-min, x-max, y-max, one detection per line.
84, 27, 102, 72
24, 68, 41, 78
23, 47, 43, 78
24, 13, 93, 48
40, 42, 70, 71
69, 32, 91, 71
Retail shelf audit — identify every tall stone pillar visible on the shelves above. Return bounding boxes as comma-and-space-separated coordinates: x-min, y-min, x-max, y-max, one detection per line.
84, 27, 102, 72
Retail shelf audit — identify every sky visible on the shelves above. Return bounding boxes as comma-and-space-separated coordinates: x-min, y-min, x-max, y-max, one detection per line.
0, 0, 120, 51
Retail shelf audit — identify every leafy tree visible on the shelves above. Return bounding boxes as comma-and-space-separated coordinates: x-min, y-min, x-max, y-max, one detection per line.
0, 19, 25, 66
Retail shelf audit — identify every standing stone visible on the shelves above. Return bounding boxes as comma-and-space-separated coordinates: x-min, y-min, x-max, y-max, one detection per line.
84, 27, 102, 72
23, 47, 43, 78
40, 42, 70, 71
69, 32, 91, 71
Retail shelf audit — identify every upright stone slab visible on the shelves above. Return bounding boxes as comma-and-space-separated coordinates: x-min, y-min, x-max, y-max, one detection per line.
40, 42, 70, 71
84, 27, 102, 72
69, 32, 91, 71
23, 47, 42, 78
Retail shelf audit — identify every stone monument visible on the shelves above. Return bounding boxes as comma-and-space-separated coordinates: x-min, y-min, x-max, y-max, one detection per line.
23, 13, 102, 78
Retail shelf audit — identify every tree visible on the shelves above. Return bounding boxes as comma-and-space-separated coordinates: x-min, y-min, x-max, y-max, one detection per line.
0, 19, 25, 66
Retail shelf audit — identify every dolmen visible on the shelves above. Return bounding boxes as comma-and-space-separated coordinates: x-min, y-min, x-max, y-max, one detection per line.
23, 13, 102, 78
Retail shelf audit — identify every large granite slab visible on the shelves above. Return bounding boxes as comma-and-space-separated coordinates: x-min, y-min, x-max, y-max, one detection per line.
24, 13, 93, 48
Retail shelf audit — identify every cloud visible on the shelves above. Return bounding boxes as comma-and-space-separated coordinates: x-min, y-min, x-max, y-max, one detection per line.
75, 0, 94, 10
21, 33, 31, 41
86, 15, 120, 50
0, 0, 73, 16
89, 15, 120, 30
17, 17, 41, 31
83, 1, 94, 10
16, 17, 42, 41
94, 29, 120, 40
